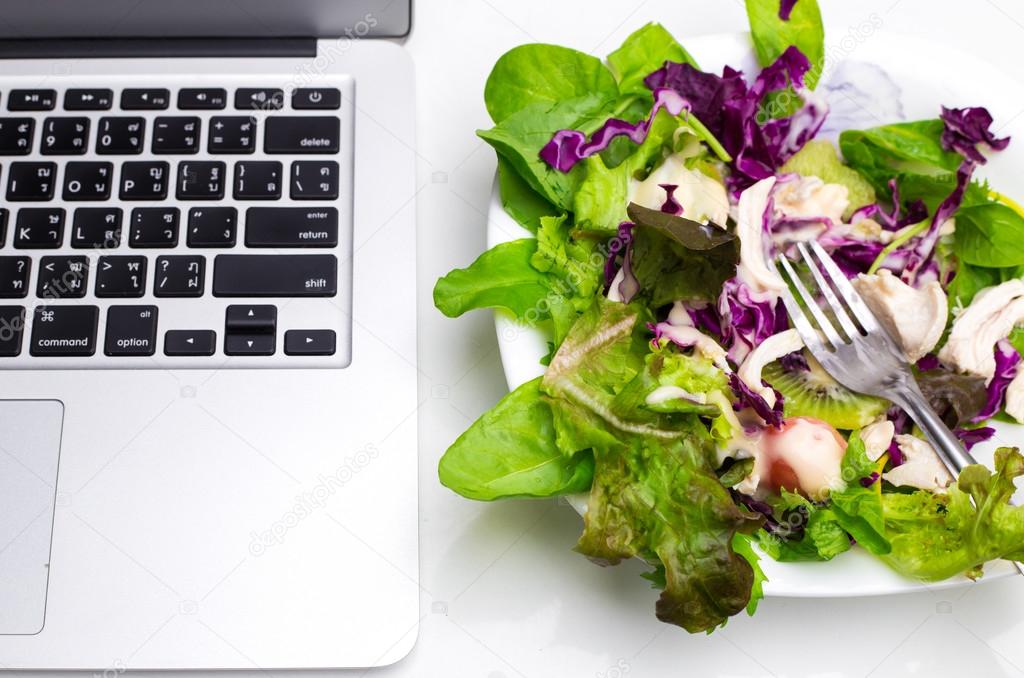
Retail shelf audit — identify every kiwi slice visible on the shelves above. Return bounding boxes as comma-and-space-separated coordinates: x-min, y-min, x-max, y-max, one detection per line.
762, 355, 888, 430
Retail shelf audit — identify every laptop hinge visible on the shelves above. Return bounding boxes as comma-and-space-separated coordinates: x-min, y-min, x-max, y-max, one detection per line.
0, 38, 317, 59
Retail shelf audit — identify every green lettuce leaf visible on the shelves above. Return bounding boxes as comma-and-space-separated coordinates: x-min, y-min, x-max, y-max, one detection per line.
880, 448, 1024, 581
484, 43, 619, 124
829, 432, 891, 555
954, 202, 1024, 268
757, 491, 852, 562
438, 377, 594, 501
541, 299, 763, 632
433, 239, 553, 320
745, 0, 825, 89
607, 23, 698, 96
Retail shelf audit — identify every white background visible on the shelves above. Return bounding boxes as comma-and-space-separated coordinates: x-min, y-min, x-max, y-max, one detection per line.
400, 1, 1024, 677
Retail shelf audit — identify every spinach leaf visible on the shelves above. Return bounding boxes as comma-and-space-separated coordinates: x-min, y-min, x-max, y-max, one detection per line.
433, 239, 551, 319
745, 0, 825, 89
496, 155, 558, 233
627, 202, 735, 250
438, 377, 594, 501
839, 120, 962, 189
484, 43, 619, 124
478, 93, 615, 211
607, 23, 698, 95
627, 203, 740, 306
955, 202, 1024, 267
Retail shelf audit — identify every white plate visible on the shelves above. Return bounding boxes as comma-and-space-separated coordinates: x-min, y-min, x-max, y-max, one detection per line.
486, 30, 1024, 596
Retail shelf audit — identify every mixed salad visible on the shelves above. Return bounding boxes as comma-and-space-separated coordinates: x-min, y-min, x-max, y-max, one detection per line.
434, 0, 1024, 633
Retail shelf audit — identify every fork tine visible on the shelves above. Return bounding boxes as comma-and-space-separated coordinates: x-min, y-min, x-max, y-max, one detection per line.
807, 241, 880, 333
796, 242, 861, 341
776, 254, 844, 349
778, 285, 829, 355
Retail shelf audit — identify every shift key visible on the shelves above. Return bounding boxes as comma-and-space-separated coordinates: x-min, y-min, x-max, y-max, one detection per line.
245, 207, 338, 247
213, 254, 336, 297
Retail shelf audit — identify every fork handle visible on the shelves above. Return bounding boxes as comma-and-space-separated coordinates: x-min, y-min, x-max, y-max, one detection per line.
892, 385, 976, 473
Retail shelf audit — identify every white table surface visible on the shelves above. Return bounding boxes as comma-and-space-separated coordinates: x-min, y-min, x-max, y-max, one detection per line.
398, 1, 1024, 677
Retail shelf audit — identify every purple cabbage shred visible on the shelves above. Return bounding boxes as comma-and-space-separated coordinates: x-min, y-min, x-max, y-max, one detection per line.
779, 0, 799, 20
940, 106, 1011, 165
970, 339, 1021, 422
859, 472, 880, 488
539, 88, 690, 172
728, 372, 784, 428
954, 426, 996, 451
659, 183, 683, 215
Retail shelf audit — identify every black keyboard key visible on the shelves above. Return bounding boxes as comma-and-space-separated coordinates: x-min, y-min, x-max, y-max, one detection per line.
213, 254, 337, 297
96, 256, 146, 298
64, 89, 113, 111
29, 305, 98, 356
245, 207, 338, 247
7, 162, 57, 201
265, 116, 340, 154
14, 208, 64, 248
129, 207, 179, 248
0, 209, 6, 246
0, 118, 34, 155
233, 161, 281, 200
292, 88, 341, 110
37, 256, 89, 299
178, 88, 227, 110
235, 88, 283, 111
177, 161, 225, 200
225, 304, 276, 333
121, 89, 169, 110
104, 305, 157, 356
9, 89, 56, 112
187, 207, 236, 247
120, 161, 169, 200
290, 160, 339, 200
208, 116, 256, 154
225, 333, 275, 356
0, 257, 30, 298
153, 116, 200, 154
71, 208, 122, 248
96, 117, 144, 154
63, 162, 113, 201
154, 255, 205, 297
0, 306, 26, 356
40, 117, 89, 155
284, 329, 336, 356
164, 329, 216, 356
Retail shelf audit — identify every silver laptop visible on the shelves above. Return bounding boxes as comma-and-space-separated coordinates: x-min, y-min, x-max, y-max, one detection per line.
0, 1, 419, 669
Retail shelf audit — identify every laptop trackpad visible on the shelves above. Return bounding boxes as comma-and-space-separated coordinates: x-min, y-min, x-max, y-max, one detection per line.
0, 400, 63, 635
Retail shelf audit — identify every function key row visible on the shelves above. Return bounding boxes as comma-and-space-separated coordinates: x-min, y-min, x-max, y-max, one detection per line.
2, 159, 339, 200
0, 206, 338, 250
0, 115, 339, 155
3, 88, 341, 112
0, 304, 335, 357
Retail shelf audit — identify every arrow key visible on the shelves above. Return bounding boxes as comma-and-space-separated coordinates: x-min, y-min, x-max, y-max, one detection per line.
224, 333, 275, 356
284, 329, 335, 356
164, 329, 216, 356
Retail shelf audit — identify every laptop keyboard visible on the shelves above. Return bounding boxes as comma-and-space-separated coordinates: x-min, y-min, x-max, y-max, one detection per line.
0, 76, 353, 368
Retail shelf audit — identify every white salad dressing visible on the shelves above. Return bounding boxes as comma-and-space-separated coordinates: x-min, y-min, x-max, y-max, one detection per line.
774, 175, 850, 226
736, 329, 804, 408
655, 324, 730, 371
731, 417, 847, 499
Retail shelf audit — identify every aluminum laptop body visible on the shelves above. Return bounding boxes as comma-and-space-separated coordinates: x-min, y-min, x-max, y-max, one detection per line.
0, 1, 419, 669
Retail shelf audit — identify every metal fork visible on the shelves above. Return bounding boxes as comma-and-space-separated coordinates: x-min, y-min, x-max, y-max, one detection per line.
776, 240, 974, 472
778, 241, 1024, 578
